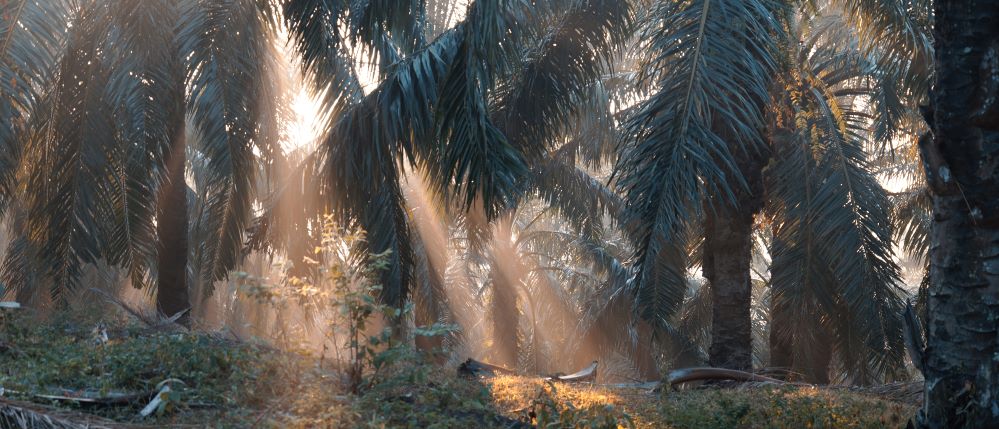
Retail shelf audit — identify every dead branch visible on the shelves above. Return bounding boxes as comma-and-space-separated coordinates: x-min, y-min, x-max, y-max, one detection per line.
2, 387, 157, 406
87, 288, 187, 332
665, 367, 786, 386
0, 397, 121, 429
458, 358, 518, 377
545, 361, 598, 383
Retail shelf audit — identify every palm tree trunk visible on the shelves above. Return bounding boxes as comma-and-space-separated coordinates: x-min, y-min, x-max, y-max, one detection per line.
917, 2, 999, 427
156, 126, 189, 323
634, 320, 661, 380
704, 150, 767, 371
704, 202, 755, 371
491, 267, 519, 368
768, 282, 793, 376
490, 218, 521, 369
800, 325, 832, 384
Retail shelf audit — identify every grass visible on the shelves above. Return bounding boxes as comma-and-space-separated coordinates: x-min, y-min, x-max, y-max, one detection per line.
0, 310, 917, 428
0, 309, 293, 425
655, 385, 914, 428
484, 375, 915, 428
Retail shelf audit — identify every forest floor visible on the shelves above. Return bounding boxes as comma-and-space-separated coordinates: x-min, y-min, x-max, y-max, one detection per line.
0, 310, 917, 428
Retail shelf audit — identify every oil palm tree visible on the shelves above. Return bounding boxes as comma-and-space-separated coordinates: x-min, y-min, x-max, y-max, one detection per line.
0, 0, 280, 319
614, 0, 928, 381
763, 11, 920, 384
916, 1, 999, 426
613, 0, 790, 372
272, 0, 632, 315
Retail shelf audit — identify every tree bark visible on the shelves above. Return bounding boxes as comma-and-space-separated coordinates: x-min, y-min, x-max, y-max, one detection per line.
917, 1, 999, 427
704, 203, 755, 371
490, 218, 521, 369
704, 149, 767, 371
633, 320, 661, 380
799, 325, 832, 385
155, 126, 190, 323
768, 278, 794, 376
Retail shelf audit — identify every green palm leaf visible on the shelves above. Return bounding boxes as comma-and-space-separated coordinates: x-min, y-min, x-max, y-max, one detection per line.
615, 0, 786, 327
12, 2, 119, 296
103, 0, 185, 290
0, 0, 71, 215
430, 0, 533, 217
180, 0, 271, 290
767, 24, 906, 381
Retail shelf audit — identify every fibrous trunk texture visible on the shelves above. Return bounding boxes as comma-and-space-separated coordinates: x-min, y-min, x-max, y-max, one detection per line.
918, 1, 999, 427
768, 279, 793, 376
155, 125, 189, 323
704, 203, 755, 371
704, 150, 766, 371
490, 219, 522, 369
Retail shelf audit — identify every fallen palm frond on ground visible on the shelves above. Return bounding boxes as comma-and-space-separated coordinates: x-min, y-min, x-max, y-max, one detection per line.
0, 398, 119, 429
459, 358, 600, 383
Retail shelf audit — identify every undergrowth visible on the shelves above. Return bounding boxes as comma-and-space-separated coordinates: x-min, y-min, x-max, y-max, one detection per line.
0, 309, 295, 424
657, 386, 915, 428
1, 307, 918, 428
485, 375, 916, 428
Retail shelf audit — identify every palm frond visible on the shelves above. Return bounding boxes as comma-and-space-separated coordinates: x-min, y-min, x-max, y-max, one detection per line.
0, 0, 72, 215
0, 211, 41, 303
891, 184, 930, 261
313, 32, 463, 306
767, 50, 906, 381
103, 0, 185, 289
528, 155, 623, 242
493, 0, 631, 162
180, 0, 271, 290
830, 0, 932, 106
615, 0, 786, 328
802, 12, 918, 149
429, 0, 534, 218
14, 2, 120, 296
349, 0, 428, 56
283, 0, 363, 118
425, 0, 464, 39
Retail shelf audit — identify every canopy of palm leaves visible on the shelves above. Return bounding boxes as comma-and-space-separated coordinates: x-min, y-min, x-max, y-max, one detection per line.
0, 0, 932, 384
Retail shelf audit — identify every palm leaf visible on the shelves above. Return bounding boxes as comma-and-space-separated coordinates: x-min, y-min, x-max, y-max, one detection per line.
13, 2, 120, 296
0, 0, 71, 215
493, 0, 632, 163
429, 0, 533, 218
615, 0, 786, 328
767, 35, 906, 381
180, 0, 271, 290
283, 0, 363, 118
102, 0, 185, 290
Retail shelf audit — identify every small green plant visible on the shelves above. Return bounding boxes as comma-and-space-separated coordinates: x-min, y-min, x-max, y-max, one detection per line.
241, 215, 450, 394
330, 252, 397, 392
